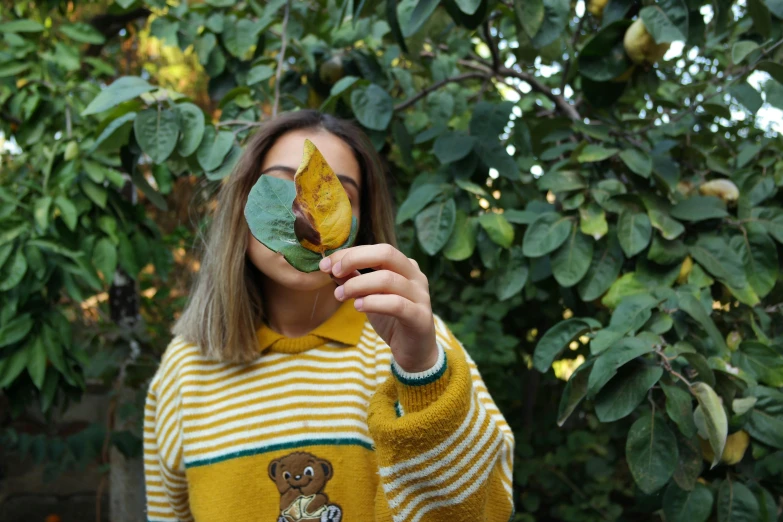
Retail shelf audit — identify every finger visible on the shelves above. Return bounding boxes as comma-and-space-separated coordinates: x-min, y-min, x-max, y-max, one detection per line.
332, 269, 360, 286
336, 270, 424, 304
354, 294, 423, 325
321, 244, 418, 280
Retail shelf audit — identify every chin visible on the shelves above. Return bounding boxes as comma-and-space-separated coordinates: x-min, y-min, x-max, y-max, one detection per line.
249, 245, 333, 292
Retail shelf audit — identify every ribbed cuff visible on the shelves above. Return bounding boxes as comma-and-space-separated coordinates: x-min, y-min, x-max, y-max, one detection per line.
392, 343, 450, 414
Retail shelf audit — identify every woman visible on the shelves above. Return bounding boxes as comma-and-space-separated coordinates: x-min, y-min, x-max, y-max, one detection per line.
143, 110, 515, 522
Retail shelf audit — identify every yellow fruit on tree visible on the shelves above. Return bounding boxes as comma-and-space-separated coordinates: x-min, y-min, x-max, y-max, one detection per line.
726, 331, 742, 351
700, 431, 750, 466
588, 0, 609, 17
699, 179, 739, 204
623, 19, 670, 65
677, 256, 693, 284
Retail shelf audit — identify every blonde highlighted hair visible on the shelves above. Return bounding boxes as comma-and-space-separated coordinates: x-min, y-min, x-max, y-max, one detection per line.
172, 111, 397, 363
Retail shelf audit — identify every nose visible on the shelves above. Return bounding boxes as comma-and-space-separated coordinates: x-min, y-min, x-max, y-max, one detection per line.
295, 475, 301, 480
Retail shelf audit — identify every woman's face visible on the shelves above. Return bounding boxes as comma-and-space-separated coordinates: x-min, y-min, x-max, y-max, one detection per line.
246, 128, 362, 291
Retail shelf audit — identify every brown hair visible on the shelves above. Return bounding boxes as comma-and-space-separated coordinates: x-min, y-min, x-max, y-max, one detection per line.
172, 110, 397, 363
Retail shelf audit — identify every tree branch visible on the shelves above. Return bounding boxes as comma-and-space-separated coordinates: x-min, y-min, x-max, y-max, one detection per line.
272, 0, 291, 118
394, 72, 488, 111
560, 13, 587, 93
482, 21, 501, 72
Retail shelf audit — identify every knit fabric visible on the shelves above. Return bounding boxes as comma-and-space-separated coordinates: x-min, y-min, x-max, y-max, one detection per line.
144, 300, 515, 522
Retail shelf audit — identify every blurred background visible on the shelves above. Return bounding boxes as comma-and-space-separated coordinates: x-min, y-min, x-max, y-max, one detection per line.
1, 0, 782, 521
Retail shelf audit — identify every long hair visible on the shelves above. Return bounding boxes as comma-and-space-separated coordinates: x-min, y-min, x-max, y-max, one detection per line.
172, 111, 397, 363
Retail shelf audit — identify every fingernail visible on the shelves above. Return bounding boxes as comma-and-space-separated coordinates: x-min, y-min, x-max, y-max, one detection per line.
354, 298, 363, 311
333, 261, 343, 276
319, 257, 331, 271
335, 285, 344, 300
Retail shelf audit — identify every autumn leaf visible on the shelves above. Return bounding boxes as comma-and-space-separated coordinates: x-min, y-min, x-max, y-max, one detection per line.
292, 139, 353, 253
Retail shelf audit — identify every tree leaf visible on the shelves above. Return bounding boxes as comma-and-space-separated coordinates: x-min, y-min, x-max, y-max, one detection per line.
244, 176, 357, 273
662, 380, 697, 438
577, 144, 619, 162
746, 386, 783, 449
175, 102, 206, 157
403, 0, 440, 37
617, 210, 652, 257
663, 482, 713, 522
672, 435, 703, 491
523, 213, 573, 257
292, 139, 353, 254
92, 237, 117, 281
717, 481, 760, 522
733, 224, 778, 299
26, 336, 47, 390
578, 234, 624, 301
197, 126, 235, 172
443, 212, 477, 261
648, 209, 685, 240
552, 227, 593, 287
0, 347, 30, 388
558, 359, 594, 426
222, 18, 262, 59
691, 382, 728, 469
732, 40, 759, 64
689, 235, 745, 289
757, 60, 783, 83
670, 195, 728, 221
82, 77, 154, 116
415, 199, 457, 256
91, 112, 136, 152
579, 202, 608, 240
588, 335, 656, 397
515, 0, 545, 38
578, 21, 632, 82
432, 132, 477, 164
639, 0, 688, 43
595, 364, 663, 422
454, 0, 482, 15
351, 84, 393, 130
247, 64, 275, 85
620, 148, 653, 177
626, 413, 679, 494
133, 108, 179, 164
677, 292, 729, 355
0, 19, 45, 32
54, 196, 78, 231
396, 184, 443, 224
747, 0, 772, 38
0, 313, 33, 348
478, 213, 514, 248
532, 0, 570, 48
533, 318, 601, 372
496, 247, 528, 301
387, 0, 410, 53
205, 144, 242, 181
59, 22, 106, 44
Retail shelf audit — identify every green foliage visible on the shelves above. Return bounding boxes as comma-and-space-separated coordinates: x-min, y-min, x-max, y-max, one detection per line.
2, 0, 783, 519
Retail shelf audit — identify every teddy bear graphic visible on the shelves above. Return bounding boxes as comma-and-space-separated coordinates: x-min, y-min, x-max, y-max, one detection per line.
268, 451, 343, 522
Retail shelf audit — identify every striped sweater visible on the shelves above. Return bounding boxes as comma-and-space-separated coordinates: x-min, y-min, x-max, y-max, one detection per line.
144, 300, 515, 522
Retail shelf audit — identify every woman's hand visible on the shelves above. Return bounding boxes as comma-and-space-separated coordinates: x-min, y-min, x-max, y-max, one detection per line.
319, 244, 439, 373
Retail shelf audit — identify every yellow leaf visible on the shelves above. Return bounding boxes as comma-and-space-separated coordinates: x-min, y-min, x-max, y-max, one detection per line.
292, 139, 353, 254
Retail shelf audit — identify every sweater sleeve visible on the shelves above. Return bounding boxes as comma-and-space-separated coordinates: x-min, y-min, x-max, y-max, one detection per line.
144, 369, 193, 522
367, 316, 515, 522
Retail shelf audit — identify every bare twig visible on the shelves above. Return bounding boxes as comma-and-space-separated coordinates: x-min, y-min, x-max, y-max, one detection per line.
482, 21, 501, 72
560, 13, 587, 93
394, 72, 488, 111
215, 119, 264, 128
272, 0, 291, 118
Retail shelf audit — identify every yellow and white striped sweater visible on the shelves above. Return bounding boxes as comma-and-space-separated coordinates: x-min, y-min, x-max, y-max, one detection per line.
144, 300, 515, 522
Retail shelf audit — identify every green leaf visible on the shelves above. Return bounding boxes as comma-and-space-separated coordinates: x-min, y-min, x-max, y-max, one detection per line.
747, 0, 772, 38
557, 360, 594, 426
677, 292, 728, 355
59, 22, 106, 44
205, 144, 242, 181
26, 336, 47, 390
396, 184, 443, 224
639, 0, 688, 44
0, 62, 31, 77
0, 347, 30, 388
131, 168, 167, 211
672, 434, 703, 491
619, 148, 653, 177
691, 382, 728, 469
689, 235, 745, 289
415, 199, 457, 256
134, 108, 179, 164
93, 238, 118, 280
496, 247, 528, 301
747, 386, 783, 449
617, 211, 652, 257
588, 335, 656, 396
432, 132, 476, 164
577, 144, 619, 163
648, 209, 685, 240
663, 482, 713, 522
662, 380, 697, 438
222, 18, 263, 59
0, 19, 45, 32
751, 208, 783, 243
733, 224, 778, 299
523, 213, 573, 257
453, 0, 482, 14
469, 102, 515, 145
533, 318, 601, 373
578, 234, 624, 301
732, 41, 759, 64
579, 202, 608, 240
91, 112, 136, 152
671, 195, 728, 222
577, 21, 632, 82
175, 103, 206, 157
82, 77, 155, 116
443, 212, 477, 261
766, 0, 783, 19
33, 196, 52, 230
0, 314, 34, 348
244, 176, 357, 273
717, 481, 760, 522
351, 84, 393, 131
757, 60, 783, 83
0, 249, 27, 291
197, 127, 235, 172
247, 64, 275, 85
54, 196, 77, 231
729, 83, 763, 114
626, 413, 678, 494
515, 0, 545, 38
551, 227, 593, 287
387, 0, 409, 53
595, 364, 663, 422
734, 342, 783, 387
478, 213, 514, 248
454, 179, 486, 196
537, 171, 587, 192
532, 0, 570, 48
402, 0, 439, 37
601, 272, 648, 308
